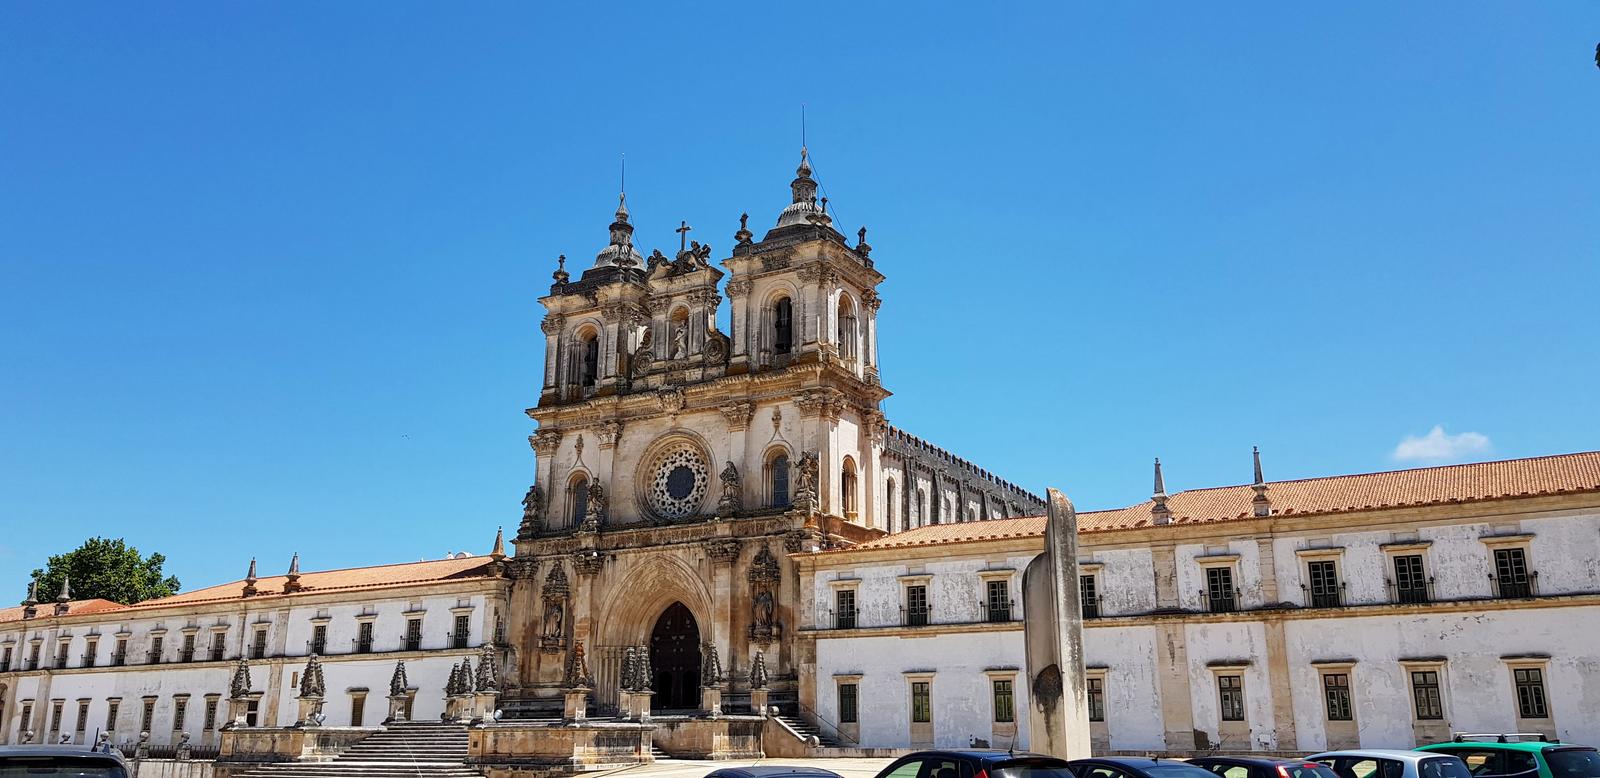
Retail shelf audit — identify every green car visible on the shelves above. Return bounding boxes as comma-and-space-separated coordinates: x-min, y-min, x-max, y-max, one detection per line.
1418, 735, 1600, 778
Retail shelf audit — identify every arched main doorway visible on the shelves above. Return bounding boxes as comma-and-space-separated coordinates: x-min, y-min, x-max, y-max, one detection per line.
650, 602, 701, 710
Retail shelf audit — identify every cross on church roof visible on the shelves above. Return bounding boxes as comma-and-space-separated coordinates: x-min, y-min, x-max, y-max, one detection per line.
676, 220, 693, 253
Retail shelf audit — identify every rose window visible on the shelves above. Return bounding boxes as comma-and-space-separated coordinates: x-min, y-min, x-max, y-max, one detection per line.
646, 445, 710, 520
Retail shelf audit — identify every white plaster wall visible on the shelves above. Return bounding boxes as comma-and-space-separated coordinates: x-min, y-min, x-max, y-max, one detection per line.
1286, 606, 1600, 748
814, 631, 1029, 749
1090, 549, 1156, 616
1082, 625, 1165, 750
1528, 513, 1600, 593
1183, 621, 1276, 749
812, 554, 1034, 628
1176, 540, 1264, 610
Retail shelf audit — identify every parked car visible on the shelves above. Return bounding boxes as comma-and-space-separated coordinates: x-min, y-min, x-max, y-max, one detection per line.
705, 768, 846, 778
1308, 749, 1473, 778
1417, 733, 1600, 778
0, 744, 131, 777
873, 750, 1074, 778
1190, 755, 1345, 778
1067, 757, 1223, 778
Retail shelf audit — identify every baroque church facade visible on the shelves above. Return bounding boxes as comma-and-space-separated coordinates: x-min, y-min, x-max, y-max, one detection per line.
504, 148, 1040, 716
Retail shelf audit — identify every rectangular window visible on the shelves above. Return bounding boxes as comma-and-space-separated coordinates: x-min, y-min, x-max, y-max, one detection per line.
350, 695, 366, 727
173, 697, 188, 731
56, 641, 69, 668
1087, 677, 1105, 722
835, 589, 857, 629
838, 683, 858, 724
1393, 554, 1430, 604
1323, 673, 1352, 721
252, 627, 267, 659
1411, 670, 1444, 720
141, 699, 156, 733
453, 615, 470, 648
1493, 548, 1533, 598
405, 618, 422, 651
149, 636, 163, 664
84, 639, 98, 668
992, 679, 1015, 723
245, 699, 260, 727
19, 703, 33, 733
1080, 575, 1100, 619
204, 698, 219, 731
311, 624, 328, 655
106, 700, 120, 732
76, 701, 90, 734
357, 621, 374, 653
210, 632, 226, 661
181, 633, 196, 662
1513, 668, 1549, 719
911, 681, 931, 723
49, 700, 64, 736
905, 585, 929, 627
1307, 560, 1342, 607
1218, 675, 1245, 722
28, 643, 40, 670
114, 638, 127, 666
986, 580, 1012, 622
1206, 567, 1237, 613
2, 646, 11, 672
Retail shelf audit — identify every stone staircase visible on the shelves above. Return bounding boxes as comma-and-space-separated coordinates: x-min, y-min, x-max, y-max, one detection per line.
774, 713, 842, 748
234, 722, 483, 778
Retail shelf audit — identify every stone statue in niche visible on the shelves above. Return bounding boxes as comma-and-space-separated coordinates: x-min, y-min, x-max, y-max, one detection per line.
753, 589, 774, 629
718, 461, 741, 513
539, 564, 570, 652
582, 481, 606, 530
671, 323, 688, 360
631, 329, 653, 377
747, 547, 781, 643
543, 597, 564, 639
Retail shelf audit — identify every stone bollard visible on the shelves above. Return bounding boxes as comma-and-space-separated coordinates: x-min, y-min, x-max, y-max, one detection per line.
749, 688, 770, 717
700, 686, 723, 719
563, 688, 590, 723
387, 694, 409, 723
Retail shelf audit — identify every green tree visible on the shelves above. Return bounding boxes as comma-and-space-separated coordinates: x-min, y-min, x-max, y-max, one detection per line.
28, 537, 180, 605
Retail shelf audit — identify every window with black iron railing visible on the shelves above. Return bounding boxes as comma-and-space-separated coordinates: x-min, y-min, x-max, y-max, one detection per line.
903, 585, 930, 626
452, 614, 470, 648
111, 651, 126, 667
404, 619, 423, 651
1389, 554, 1433, 604
984, 580, 1013, 622
835, 589, 857, 629
1491, 548, 1538, 599
1201, 586, 1240, 613
1080, 574, 1101, 619
1305, 561, 1345, 608
355, 622, 374, 654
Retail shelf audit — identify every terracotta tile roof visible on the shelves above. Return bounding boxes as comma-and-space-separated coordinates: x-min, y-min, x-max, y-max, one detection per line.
0, 599, 124, 624
128, 555, 499, 610
840, 451, 1600, 552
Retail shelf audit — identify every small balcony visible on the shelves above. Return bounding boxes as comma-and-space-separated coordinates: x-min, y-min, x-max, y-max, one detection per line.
145, 651, 162, 664
834, 609, 857, 630
179, 649, 196, 663
451, 632, 469, 650
353, 638, 373, 655
1491, 571, 1539, 599
1303, 583, 1346, 609
984, 599, 1016, 623
1201, 587, 1240, 614
81, 653, 96, 668
209, 648, 225, 662
403, 636, 422, 652
1081, 595, 1102, 620
901, 605, 930, 627
111, 652, 126, 667
1387, 577, 1435, 605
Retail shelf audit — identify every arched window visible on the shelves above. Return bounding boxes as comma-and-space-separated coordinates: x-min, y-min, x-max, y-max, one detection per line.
886, 478, 897, 532
579, 331, 600, 388
769, 451, 791, 508
840, 457, 858, 517
773, 297, 793, 355
569, 473, 590, 527
837, 296, 858, 363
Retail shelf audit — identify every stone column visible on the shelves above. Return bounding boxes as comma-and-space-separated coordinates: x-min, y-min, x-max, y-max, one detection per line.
1021, 489, 1091, 759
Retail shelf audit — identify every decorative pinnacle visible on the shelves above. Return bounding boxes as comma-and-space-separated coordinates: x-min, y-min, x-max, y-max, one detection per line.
490, 527, 505, 561
552, 254, 569, 285
1151, 458, 1171, 525
245, 558, 257, 584
1251, 446, 1271, 517
57, 574, 70, 603
22, 579, 37, 607
1253, 446, 1264, 485
797, 146, 812, 178
615, 191, 630, 223
287, 553, 300, 577
1153, 458, 1166, 497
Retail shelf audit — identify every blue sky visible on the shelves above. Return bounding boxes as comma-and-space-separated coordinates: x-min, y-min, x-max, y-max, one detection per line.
3, 3, 1597, 594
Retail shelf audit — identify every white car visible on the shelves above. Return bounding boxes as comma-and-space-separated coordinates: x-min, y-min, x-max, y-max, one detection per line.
1308, 750, 1473, 778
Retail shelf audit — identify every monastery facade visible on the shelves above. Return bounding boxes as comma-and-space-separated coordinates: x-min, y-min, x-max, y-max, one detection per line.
3, 153, 1598, 757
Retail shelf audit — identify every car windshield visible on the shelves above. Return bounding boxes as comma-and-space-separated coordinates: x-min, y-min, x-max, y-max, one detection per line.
1285, 765, 1343, 778
0, 756, 127, 778
1420, 758, 1475, 778
1147, 764, 1227, 778
993, 760, 1074, 778
1548, 750, 1600, 778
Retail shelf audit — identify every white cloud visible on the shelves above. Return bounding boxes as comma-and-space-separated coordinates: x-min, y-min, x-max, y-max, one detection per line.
1392, 425, 1492, 464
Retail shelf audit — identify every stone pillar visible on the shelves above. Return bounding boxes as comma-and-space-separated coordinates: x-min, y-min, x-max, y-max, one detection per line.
295, 697, 322, 727
564, 689, 589, 723
700, 686, 723, 719
386, 695, 408, 723
1021, 489, 1091, 759
750, 688, 770, 717
228, 697, 250, 727
631, 690, 654, 722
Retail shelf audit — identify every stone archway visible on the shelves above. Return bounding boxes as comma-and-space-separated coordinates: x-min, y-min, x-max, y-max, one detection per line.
649, 603, 701, 710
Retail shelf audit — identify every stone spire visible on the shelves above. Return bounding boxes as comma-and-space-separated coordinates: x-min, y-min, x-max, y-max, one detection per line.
1151, 458, 1171, 526
298, 654, 325, 698
773, 147, 830, 229
634, 645, 653, 693
490, 527, 505, 561
53, 575, 70, 616
700, 641, 723, 688
388, 660, 409, 697
475, 643, 499, 692
564, 642, 594, 689
1251, 446, 1272, 518
283, 553, 303, 594
21, 578, 38, 620
242, 558, 258, 597
593, 193, 644, 268
230, 659, 254, 699
620, 646, 638, 692
749, 651, 770, 689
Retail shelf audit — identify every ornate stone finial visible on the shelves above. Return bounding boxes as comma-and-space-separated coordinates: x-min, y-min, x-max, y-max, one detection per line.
298, 654, 326, 698
552, 254, 570, 285
856, 226, 872, 258
718, 461, 742, 513
242, 558, 258, 597
283, 553, 303, 593
792, 452, 820, 514
634, 645, 653, 693
476, 643, 499, 692
21, 578, 38, 620
620, 646, 639, 692
388, 660, 409, 697
581, 481, 607, 531
56, 574, 71, 603
700, 641, 723, 688
1151, 458, 1171, 526
230, 659, 253, 699
790, 147, 818, 205
490, 527, 505, 561
1251, 446, 1271, 518
518, 484, 545, 540
735, 212, 753, 245
564, 642, 594, 689
749, 652, 770, 689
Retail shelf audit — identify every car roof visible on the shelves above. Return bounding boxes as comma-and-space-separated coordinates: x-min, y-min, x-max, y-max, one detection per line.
1072, 757, 1199, 767
1310, 751, 1450, 764
1419, 742, 1562, 753
708, 768, 844, 778
909, 751, 1059, 762
1193, 757, 1321, 766
0, 745, 127, 763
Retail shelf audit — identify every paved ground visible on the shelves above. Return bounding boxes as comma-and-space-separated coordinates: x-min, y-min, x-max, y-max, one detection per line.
586, 757, 897, 778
